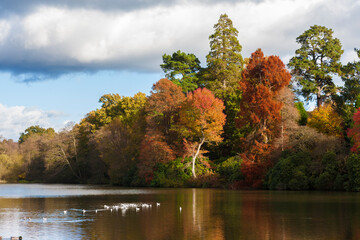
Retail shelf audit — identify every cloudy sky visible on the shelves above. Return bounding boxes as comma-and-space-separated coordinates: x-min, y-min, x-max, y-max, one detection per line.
0, 0, 359, 140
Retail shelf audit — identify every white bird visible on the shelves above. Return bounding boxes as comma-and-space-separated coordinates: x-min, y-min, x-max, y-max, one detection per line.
95, 210, 98, 213
43, 217, 47, 222
179, 207, 182, 212
156, 203, 160, 206
136, 207, 140, 212
82, 209, 86, 214
64, 210, 67, 215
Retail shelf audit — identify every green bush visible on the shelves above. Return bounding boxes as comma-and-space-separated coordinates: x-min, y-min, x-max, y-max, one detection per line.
288, 167, 309, 190
266, 151, 311, 190
216, 155, 243, 184
345, 154, 360, 191
151, 158, 192, 187
314, 151, 339, 190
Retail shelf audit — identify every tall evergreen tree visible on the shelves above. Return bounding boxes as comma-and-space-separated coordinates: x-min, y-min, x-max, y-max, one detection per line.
288, 25, 343, 107
205, 13, 243, 98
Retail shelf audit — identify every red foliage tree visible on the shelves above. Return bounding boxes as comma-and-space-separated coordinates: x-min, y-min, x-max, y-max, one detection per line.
177, 88, 226, 178
138, 79, 185, 180
138, 131, 176, 182
238, 49, 291, 187
348, 108, 360, 152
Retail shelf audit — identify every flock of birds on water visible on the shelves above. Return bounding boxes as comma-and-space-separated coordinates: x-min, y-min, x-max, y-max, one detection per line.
23, 202, 182, 223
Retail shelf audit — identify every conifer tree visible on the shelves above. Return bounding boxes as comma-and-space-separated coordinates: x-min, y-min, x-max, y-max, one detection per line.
288, 25, 343, 107
205, 13, 243, 98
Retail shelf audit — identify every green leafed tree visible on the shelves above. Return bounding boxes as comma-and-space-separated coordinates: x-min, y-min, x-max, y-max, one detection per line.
340, 49, 360, 107
288, 25, 343, 107
333, 49, 360, 129
19, 125, 55, 143
80, 92, 147, 133
205, 13, 244, 98
161, 50, 202, 93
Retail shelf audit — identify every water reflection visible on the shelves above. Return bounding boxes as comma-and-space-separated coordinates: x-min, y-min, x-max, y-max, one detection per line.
0, 185, 360, 239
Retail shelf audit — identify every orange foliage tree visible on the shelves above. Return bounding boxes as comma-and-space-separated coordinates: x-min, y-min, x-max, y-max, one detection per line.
348, 108, 360, 152
237, 49, 291, 187
308, 104, 343, 137
177, 88, 226, 178
138, 79, 185, 180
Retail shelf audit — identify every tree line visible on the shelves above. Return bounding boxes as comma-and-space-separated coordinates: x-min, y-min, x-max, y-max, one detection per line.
1, 14, 360, 190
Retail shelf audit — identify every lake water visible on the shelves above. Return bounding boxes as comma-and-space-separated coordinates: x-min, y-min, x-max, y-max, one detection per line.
0, 184, 359, 240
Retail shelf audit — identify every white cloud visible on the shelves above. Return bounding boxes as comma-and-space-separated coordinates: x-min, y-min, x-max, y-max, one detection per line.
0, 104, 63, 140
0, 0, 357, 77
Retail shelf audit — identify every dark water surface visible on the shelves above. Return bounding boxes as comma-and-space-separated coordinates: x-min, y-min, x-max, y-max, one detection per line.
0, 184, 359, 240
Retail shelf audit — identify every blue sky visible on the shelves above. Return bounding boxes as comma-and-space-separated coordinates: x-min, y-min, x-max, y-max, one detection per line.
0, 0, 359, 140
0, 71, 162, 139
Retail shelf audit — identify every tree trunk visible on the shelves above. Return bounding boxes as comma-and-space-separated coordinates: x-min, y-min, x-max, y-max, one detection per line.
192, 138, 205, 179
316, 90, 322, 108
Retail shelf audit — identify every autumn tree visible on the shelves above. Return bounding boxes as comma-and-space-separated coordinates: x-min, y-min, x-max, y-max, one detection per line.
273, 87, 301, 152
308, 104, 343, 137
177, 88, 226, 178
0, 139, 23, 182
347, 108, 360, 152
288, 25, 343, 107
20, 131, 55, 181
237, 49, 291, 187
138, 79, 185, 179
144, 78, 185, 144
161, 50, 202, 93
68, 92, 148, 184
205, 13, 243, 97
81, 92, 147, 132
43, 123, 86, 182
93, 118, 143, 185
238, 49, 291, 152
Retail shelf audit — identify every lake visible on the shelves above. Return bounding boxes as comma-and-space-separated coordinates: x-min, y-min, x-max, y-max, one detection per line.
0, 184, 359, 239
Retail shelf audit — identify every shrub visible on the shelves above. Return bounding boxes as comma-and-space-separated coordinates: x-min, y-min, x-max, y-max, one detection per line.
266, 151, 311, 190
151, 158, 192, 187
216, 155, 243, 184
345, 154, 360, 191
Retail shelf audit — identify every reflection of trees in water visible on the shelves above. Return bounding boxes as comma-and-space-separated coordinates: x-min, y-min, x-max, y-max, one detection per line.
240, 192, 360, 240
84, 189, 226, 240
84, 190, 360, 240
1, 190, 360, 239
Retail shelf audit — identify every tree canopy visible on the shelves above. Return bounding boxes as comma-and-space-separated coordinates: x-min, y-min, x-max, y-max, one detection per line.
288, 25, 343, 107
205, 13, 243, 97
161, 50, 202, 93
177, 88, 226, 178
19, 125, 55, 143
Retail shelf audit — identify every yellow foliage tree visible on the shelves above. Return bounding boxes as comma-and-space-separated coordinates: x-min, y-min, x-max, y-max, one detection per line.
308, 104, 343, 137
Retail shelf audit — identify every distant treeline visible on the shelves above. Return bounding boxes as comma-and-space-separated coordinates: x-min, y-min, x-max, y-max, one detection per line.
1, 14, 360, 191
